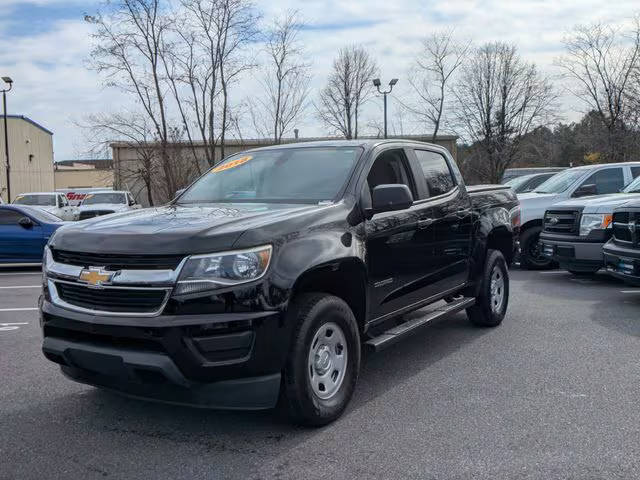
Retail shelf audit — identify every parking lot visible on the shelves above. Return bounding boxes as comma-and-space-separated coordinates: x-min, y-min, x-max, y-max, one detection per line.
0, 267, 639, 479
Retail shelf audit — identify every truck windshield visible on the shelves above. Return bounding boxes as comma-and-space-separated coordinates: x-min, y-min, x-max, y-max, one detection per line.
178, 147, 362, 204
535, 169, 586, 194
82, 193, 126, 205
623, 176, 640, 193
13, 194, 56, 206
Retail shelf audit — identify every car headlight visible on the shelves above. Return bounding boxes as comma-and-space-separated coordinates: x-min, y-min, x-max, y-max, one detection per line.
579, 213, 612, 236
174, 245, 272, 295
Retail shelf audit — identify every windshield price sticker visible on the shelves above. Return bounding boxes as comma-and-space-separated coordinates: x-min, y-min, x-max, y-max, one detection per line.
211, 156, 252, 173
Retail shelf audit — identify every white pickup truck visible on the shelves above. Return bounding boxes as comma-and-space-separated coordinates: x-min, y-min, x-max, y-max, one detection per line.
76, 190, 141, 221
518, 162, 640, 269
12, 192, 78, 221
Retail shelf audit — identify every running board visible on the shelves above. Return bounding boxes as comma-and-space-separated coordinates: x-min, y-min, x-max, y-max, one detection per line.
365, 297, 475, 352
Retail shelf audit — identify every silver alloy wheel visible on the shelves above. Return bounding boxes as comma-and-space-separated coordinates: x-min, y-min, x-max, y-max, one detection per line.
307, 321, 348, 400
489, 266, 505, 314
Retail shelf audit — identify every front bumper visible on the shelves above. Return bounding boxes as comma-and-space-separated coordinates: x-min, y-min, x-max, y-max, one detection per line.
539, 232, 605, 271
40, 300, 288, 409
603, 241, 640, 286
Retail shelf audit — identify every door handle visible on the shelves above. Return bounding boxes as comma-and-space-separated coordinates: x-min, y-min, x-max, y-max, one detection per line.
418, 219, 434, 229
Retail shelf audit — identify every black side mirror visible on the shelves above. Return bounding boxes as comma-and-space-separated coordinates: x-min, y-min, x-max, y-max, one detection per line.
18, 217, 33, 229
573, 183, 597, 198
368, 184, 413, 217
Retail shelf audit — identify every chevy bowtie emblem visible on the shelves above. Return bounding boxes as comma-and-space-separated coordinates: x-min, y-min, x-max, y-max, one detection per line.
79, 267, 114, 287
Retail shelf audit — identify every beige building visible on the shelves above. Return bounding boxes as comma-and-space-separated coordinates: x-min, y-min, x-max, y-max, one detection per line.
0, 115, 54, 202
54, 160, 114, 190
111, 134, 459, 207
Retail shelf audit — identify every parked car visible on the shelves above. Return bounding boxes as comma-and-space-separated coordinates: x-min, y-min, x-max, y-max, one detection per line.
603, 200, 640, 285
56, 187, 113, 206
539, 175, 640, 274
76, 190, 140, 220
504, 172, 559, 194
501, 167, 566, 184
517, 162, 640, 269
0, 205, 66, 265
12, 192, 77, 221
40, 139, 519, 426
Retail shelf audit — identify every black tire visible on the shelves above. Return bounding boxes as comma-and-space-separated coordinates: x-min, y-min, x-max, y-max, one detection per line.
567, 268, 599, 276
467, 249, 509, 327
283, 293, 360, 427
520, 226, 553, 270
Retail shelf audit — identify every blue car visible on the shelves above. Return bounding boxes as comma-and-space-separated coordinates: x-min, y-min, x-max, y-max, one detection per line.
0, 205, 66, 265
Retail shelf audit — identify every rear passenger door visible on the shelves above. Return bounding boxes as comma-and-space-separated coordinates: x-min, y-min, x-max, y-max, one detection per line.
409, 148, 473, 297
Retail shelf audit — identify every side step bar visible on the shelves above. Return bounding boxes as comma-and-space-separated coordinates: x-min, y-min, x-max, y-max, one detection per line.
365, 297, 475, 352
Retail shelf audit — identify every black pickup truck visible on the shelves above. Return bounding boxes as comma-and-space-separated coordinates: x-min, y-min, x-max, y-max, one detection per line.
603, 201, 640, 285
40, 140, 519, 425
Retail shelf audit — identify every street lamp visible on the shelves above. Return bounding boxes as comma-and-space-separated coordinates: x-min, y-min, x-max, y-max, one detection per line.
1, 76, 12, 202
372, 77, 398, 139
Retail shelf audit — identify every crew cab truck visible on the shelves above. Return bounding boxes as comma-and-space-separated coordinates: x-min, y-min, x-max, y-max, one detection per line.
539, 175, 640, 274
518, 162, 640, 269
603, 201, 640, 285
40, 140, 519, 426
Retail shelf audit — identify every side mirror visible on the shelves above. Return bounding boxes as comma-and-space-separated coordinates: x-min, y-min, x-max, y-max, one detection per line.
18, 217, 34, 229
174, 188, 185, 200
369, 184, 413, 217
573, 183, 597, 198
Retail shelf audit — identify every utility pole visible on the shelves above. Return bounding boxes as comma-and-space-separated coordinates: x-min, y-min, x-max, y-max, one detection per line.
372, 78, 398, 139
1, 77, 13, 202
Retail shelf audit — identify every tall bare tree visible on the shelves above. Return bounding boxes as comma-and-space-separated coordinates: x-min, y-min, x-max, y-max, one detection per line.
402, 29, 469, 141
557, 19, 640, 162
453, 42, 556, 183
317, 45, 378, 139
251, 10, 310, 143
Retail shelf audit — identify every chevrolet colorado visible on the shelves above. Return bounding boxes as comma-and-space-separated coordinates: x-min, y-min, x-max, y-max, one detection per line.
40, 140, 519, 426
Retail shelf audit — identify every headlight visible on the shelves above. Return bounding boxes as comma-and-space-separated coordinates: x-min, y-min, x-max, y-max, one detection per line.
579, 213, 612, 236
174, 245, 272, 295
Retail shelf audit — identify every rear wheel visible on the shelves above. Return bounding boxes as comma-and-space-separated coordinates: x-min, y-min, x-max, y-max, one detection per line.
467, 249, 509, 327
520, 226, 553, 270
283, 293, 360, 426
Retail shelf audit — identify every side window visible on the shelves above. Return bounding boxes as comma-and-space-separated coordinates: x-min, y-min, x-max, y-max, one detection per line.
0, 210, 23, 225
414, 150, 456, 198
366, 149, 414, 197
631, 166, 640, 179
581, 168, 624, 195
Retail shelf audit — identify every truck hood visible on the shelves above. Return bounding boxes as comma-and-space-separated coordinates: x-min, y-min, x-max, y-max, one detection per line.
516, 192, 561, 224
551, 193, 640, 213
78, 203, 129, 212
50, 202, 328, 255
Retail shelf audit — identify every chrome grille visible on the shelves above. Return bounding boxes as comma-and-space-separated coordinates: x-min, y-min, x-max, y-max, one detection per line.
543, 210, 580, 234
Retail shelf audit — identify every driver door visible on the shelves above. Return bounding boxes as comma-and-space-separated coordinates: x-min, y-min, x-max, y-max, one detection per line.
0, 210, 44, 262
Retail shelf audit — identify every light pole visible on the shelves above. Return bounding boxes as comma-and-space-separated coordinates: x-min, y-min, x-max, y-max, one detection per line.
1, 76, 12, 203
372, 78, 398, 139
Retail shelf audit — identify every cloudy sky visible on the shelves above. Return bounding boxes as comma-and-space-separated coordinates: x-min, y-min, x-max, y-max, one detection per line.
1, 0, 639, 160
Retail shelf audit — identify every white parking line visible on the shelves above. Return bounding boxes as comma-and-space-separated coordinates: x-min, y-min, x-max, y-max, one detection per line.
621, 290, 640, 294
0, 307, 38, 312
539, 271, 569, 274
0, 285, 41, 289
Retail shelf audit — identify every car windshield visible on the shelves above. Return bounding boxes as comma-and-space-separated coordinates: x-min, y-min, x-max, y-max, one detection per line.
534, 169, 587, 194
504, 175, 534, 189
13, 194, 56, 206
622, 175, 640, 193
178, 147, 363, 204
82, 193, 126, 205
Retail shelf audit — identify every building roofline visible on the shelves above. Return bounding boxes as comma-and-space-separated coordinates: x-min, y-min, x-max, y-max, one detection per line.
109, 134, 459, 149
4, 115, 53, 135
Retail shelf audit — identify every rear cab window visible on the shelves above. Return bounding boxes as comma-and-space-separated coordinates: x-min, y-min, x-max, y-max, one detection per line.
413, 149, 456, 198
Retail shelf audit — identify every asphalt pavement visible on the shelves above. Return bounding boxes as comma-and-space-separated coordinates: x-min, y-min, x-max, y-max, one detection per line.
1, 267, 639, 479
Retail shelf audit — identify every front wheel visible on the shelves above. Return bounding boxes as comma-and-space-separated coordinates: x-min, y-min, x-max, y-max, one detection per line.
520, 226, 553, 270
283, 293, 360, 426
467, 249, 509, 327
